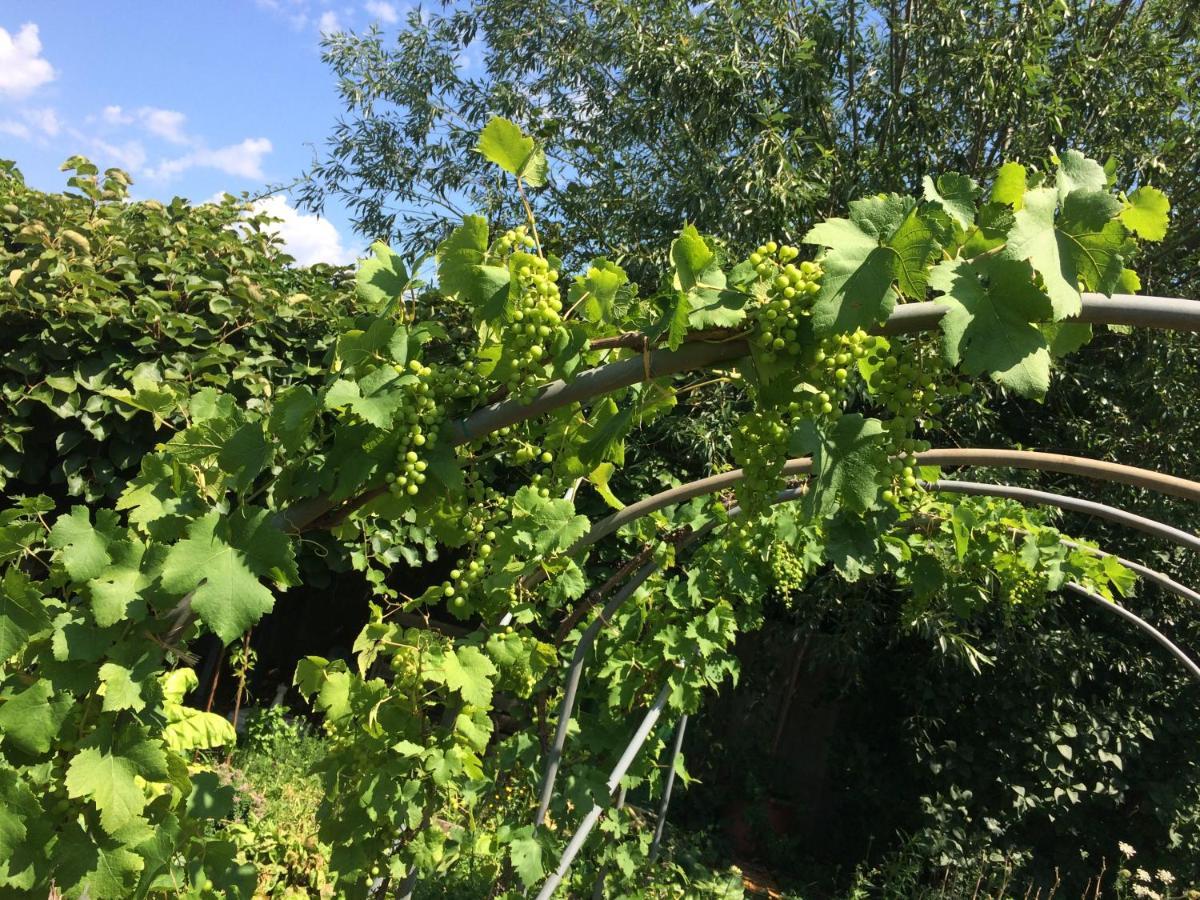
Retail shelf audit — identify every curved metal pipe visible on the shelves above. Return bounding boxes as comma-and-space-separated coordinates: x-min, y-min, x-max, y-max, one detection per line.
553, 450, 1200, 577
535, 477, 1200, 827
535, 673, 679, 900
278, 294, 1200, 531
928, 481, 1200, 554
533, 488, 1200, 894
1066, 583, 1200, 683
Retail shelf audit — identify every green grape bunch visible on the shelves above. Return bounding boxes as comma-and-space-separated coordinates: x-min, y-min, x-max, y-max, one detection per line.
748, 241, 822, 361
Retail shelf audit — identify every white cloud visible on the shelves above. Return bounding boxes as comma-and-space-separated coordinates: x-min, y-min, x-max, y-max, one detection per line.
101, 105, 134, 125
0, 106, 61, 141
148, 137, 274, 181
364, 1, 399, 23
318, 11, 343, 35
138, 107, 189, 144
251, 195, 355, 266
0, 120, 31, 140
0, 24, 55, 99
24, 107, 60, 137
89, 137, 147, 171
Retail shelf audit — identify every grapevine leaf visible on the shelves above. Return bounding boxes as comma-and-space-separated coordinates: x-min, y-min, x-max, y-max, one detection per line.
1003, 187, 1125, 318
803, 195, 938, 335
0, 568, 50, 658
164, 706, 237, 751
54, 823, 145, 900
1056, 149, 1108, 200
87, 539, 152, 627
791, 414, 890, 517
671, 225, 745, 328
436, 215, 489, 298
0, 768, 37, 862
268, 386, 319, 454
469, 264, 512, 320
512, 487, 590, 554
217, 421, 271, 491
476, 117, 548, 187
666, 292, 691, 350
930, 257, 1052, 397
923, 172, 980, 230
357, 241, 409, 310
578, 396, 634, 468
49, 506, 119, 582
65, 747, 149, 833
0, 679, 73, 755
98, 662, 147, 712
991, 162, 1027, 207
568, 259, 627, 323
1120, 186, 1169, 241
160, 508, 297, 644
1042, 321, 1093, 358
116, 456, 196, 540
187, 770, 235, 820
508, 828, 545, 888
439, 646, 497, 707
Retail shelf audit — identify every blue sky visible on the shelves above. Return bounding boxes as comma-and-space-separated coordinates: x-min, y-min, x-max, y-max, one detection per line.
0, 1, 413, 265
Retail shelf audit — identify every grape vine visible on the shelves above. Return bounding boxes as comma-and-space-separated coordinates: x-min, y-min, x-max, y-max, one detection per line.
0, 122, 1175, 899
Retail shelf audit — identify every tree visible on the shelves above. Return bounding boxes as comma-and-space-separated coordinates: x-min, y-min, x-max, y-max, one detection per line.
302, 0, 1198, 295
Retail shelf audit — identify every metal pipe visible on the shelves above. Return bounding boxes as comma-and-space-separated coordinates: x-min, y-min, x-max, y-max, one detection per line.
535, 450, 1200, 589
928, 481, 1200, 554
648, 714, 689, 864
535, 476, 1200, 823
916, 448, 1200, 503
535, 490, 809, 827
278, 295, 1200, 531
535, 559, 663, 827
536, 674, 678, 900
1066, 583, 1200, 683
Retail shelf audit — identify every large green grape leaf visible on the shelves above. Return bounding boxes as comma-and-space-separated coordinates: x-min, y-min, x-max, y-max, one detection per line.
268, 385, 320, 454
437, 645, 497, 708
507, 827, 545, 889
53, 822, 145, 900
991, 162, 1027, 207
48, 506, 121, 583
930, 257, 1052, 397
160, 508, 297, 644
803, 195, 939, 335
510, 486, 589, 554
791, 414, 890, 517
0, 568, 50, 659
65, 748, 149, 833
568, 258, 627, 324
87, 538, 153, 628
1055, 149, 1108, 200
476, 117, 548, 186
923, 172, 980, 230
436, 215, 489, 298
671, 225, 746, 328
1120, 186, 1169, 241
0, 679, 73, 755
1003, 187, 1126, 318
356, 241, 409, 310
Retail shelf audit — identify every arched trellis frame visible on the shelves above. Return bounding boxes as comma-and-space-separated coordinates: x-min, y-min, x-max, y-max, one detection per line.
531, 469, 1200, 897
367, 293, 1200, 898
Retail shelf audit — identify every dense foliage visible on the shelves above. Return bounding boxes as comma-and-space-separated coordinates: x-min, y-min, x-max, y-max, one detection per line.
0, 158, 354, 504
0, 123, 1182, 900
